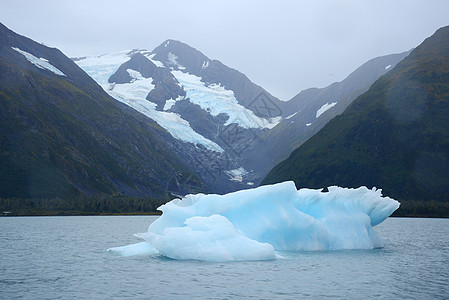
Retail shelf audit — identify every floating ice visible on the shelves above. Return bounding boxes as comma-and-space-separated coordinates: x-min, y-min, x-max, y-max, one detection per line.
136, 214, 276, 262
108, 242, 159, 257
110, 181, 399, 262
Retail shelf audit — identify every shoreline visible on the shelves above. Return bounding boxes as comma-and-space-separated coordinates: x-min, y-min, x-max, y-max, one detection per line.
1, 211, 447, 218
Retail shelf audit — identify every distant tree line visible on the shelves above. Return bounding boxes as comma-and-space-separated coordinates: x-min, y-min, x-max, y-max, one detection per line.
392, 199, 449, 218
0, 195, 171, 216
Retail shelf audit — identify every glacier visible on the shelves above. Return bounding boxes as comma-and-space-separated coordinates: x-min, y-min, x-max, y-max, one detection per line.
171, 70, 282, 129
75, 49, 282, 152
109, 181, 400, 262
76, 53, 223, 153
74, 50, 131, 85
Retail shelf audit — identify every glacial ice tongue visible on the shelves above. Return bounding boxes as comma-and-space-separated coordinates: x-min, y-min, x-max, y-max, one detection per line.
110, 181, 400, 262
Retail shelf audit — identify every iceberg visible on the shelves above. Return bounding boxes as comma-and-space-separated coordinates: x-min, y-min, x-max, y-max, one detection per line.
109, 181, 400, 262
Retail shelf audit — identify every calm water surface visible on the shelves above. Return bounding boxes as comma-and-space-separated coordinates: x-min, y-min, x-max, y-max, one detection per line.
1, 216, 448, 299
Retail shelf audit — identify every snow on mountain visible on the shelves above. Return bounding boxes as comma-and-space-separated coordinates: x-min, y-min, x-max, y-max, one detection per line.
75, 45, 282, 155
12, 47, 66, 76
316, 102, 337, 118
172, 70, 281, 129
108, 69, 155, 100
167, 52, 186, 70
144, 52, 164, 68
225, 167, 249, 182
201, 60, 209, 69
285, 112, 297, 120
163, 95, 184, 111
75, 51, 223, 153
104, 85, 223, 152
75, 50, 131, 85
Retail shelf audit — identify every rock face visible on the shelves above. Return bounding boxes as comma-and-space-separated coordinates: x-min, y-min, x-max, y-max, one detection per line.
0, 22, 206, 200
263, 26, 449, 209
146, 67, 186, 110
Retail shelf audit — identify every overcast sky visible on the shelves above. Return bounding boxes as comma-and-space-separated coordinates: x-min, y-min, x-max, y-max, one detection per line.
1, 0, 448, 100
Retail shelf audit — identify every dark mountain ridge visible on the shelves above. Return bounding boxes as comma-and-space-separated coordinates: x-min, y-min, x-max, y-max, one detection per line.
262, 26, 449, 216
247, 50, 410, 179
0, 22, 206, 201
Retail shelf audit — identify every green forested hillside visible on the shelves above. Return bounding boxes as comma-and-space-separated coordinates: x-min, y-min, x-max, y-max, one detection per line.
263, 26, 449, 217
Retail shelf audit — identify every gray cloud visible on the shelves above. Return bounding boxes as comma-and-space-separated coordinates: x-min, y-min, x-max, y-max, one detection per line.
1, 0, 448, 100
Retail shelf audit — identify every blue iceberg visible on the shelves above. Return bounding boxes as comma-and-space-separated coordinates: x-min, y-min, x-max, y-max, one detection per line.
109, 181, 400, 262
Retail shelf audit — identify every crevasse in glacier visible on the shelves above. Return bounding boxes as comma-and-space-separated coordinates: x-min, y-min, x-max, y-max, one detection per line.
109, 181, 400, 262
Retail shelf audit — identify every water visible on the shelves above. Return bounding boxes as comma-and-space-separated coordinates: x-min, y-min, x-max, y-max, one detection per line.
0, 216, 448, 299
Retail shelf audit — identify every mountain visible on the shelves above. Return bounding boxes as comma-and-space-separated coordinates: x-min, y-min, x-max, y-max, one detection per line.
75, 40, 407, 192
0, 22, 206, 201
151, 40, 284, 112
247, 51, 410, 178
75, 41, 284, 193
262, 26, 449, 217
